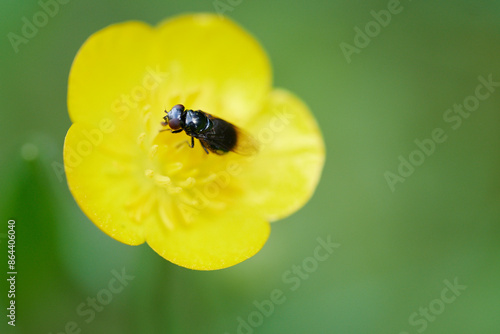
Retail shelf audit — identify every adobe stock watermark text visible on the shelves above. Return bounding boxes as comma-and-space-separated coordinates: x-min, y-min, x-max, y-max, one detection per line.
385, 74, 499, 192
225, 236, 340, 334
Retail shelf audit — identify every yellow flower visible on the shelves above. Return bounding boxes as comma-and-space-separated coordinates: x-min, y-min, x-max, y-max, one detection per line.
63, 14, 325, 270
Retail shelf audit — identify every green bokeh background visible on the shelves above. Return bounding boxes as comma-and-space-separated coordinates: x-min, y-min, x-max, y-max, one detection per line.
1, 0, 499, 333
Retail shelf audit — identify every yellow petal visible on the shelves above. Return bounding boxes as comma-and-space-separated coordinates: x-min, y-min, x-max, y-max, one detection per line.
68, 21, 157, 125
240, 89, 325, 221
147, 207, 270, 270
64, 123, 146, 245
64, 121, 271, 270
68, 14, 271, 137
153, 14, 271, 125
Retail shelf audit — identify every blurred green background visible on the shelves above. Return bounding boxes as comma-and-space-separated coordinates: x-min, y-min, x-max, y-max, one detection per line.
1, 0, 499, 333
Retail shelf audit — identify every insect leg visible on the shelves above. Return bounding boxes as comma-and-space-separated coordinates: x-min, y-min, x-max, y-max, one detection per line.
175, 140, 190, 151
188, 136, 195, 148
159, 128, 183, 133
199, 140, 209, 154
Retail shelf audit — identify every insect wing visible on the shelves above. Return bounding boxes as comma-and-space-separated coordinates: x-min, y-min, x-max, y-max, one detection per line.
198, 116, 259, 155
230, 125, 260, 155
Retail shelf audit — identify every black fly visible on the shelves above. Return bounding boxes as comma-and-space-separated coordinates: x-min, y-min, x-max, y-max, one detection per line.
161, 104, 258, 155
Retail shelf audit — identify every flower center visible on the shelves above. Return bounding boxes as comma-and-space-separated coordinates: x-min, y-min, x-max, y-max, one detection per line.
124, 100, 236, 230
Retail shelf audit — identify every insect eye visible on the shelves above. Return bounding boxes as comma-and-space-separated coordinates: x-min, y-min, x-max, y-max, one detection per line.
168, 118, 181, 130
165, 104, 186, 129
172, 104, 185, 112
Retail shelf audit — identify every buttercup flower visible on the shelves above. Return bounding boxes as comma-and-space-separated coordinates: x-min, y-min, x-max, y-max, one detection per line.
64, 14, 325, 270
